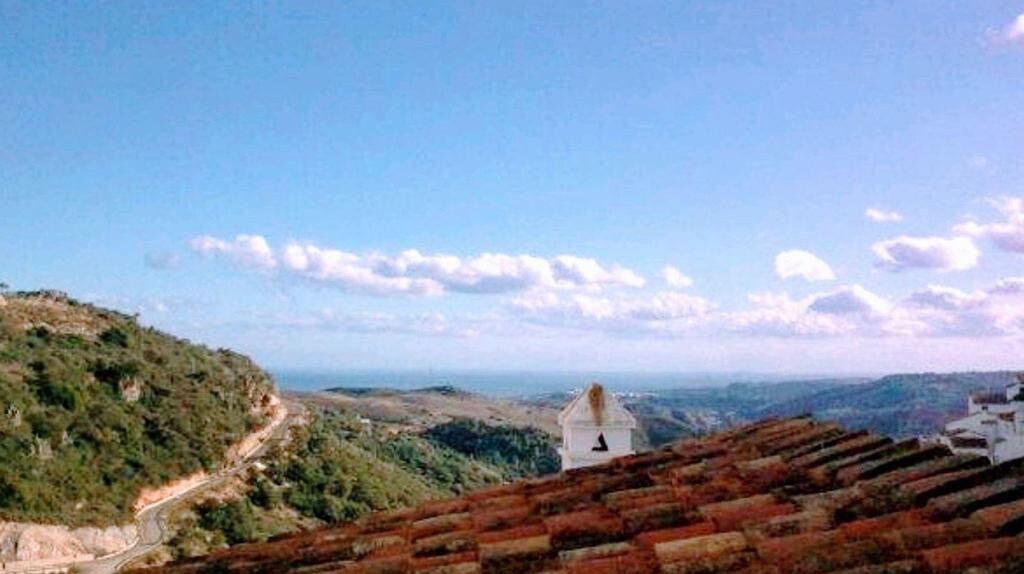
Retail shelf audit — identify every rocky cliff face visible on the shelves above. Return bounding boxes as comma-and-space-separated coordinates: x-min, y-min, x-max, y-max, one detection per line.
0, 522, 137, 562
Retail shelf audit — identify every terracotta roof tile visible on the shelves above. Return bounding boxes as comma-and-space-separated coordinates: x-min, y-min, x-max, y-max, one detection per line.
837, 509, 927, 540
920, 536, 1024, 572
558, 540, 633, 565
785, 538, 900, 574
786, 430, 868, 461
882, 517, 990, 551
653, 531, 749, 564
410, 551, 479, 574
816, 439, 919, 479
617, 501, 689, 534
827, 559, 922, 574
563, 548, 656, 574
544, 509, 625, 550
634, 521, 717, 547
790, 434, 892, 469
971, 497, 1024, 534
835, 443, 950, 485
863, 453, 988, 490
746, 508, 832, 540
924, 477, 1024, 520
754, 530, 843, 567
134, 417, 1024, 574
899, 466, 991, 504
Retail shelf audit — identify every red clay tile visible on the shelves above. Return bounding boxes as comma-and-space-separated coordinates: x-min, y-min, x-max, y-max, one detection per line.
653, 531, 749, 564
755, 530, 843, 566
837, 509, 927, 540
544, 509, 625, 550
972, 497, 1024, 534
924, 477, 1024, 521
882, 517, 989, 552
634, 521, 717, 547
920, 536, 1024, 572
563, 548, 656, 574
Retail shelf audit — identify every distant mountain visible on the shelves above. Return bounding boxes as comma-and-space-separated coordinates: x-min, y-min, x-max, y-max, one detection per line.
760, 371, 1019, 437
0, 291, 277, 526
527, 373, 1019, 447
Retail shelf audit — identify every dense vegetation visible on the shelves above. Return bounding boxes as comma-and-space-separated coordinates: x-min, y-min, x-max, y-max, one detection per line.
170, 406, 558, 557
424, 418, 560, 478
0, 291, 275, 525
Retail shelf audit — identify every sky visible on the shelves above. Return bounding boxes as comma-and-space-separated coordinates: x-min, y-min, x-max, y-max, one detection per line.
3, 2, 1024, 375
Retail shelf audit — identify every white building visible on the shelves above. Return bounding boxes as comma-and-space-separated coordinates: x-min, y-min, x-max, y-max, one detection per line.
558, 383, 637, 471
939, 375, 1024, 464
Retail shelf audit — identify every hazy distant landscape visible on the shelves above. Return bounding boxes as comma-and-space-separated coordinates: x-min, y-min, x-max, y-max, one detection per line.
273, 369, 852, 397
278, 369, 1016, 441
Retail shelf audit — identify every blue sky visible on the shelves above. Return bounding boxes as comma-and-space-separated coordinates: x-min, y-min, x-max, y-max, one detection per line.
3, 2, 1024, 374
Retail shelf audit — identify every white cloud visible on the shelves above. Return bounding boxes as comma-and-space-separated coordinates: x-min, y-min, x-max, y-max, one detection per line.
661, 266, 694, 289
906, 285, 985, 311
508, 290, 715, 336
954, 197, 1024, 253
872, 235, 980, 272
192, 235, 645, 296
809, 285, 891, 316
551, 256, 646, 289
270, 309, 482, 337
988, 12, 1024, 45
730, 285, 924, 338
902, 280, 1024, 337
191, 234, 277, 270
729, 292, 851, 337
865, 208, 904, 223
774, 250, 836, 281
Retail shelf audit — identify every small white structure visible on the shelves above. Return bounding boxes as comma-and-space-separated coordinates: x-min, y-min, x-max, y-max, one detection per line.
558, 383, 637, 471
939, 374, 1024, 464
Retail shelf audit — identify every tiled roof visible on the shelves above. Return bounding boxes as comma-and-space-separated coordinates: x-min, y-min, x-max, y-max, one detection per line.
134, 417, 1024, 574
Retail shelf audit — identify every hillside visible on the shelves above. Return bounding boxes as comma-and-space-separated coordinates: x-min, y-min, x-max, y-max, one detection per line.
761, 371, 1019, 437
307, 385, 561, 435
0, 290, 277, 526
160, 390, 561, 561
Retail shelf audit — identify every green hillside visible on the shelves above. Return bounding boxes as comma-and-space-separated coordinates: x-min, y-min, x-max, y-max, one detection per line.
167, 405, 560, 559
761, 371, 1019, 437
0, 291, 276, 526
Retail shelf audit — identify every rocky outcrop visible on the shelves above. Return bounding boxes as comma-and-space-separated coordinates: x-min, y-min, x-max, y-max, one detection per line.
132, 472, 209, 513
0, 522, 136, 563
227, 394, 284, 463
0, 291, 115, 339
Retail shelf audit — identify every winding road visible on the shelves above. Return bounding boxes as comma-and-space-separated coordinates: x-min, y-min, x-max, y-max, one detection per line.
11, 397, 307, 574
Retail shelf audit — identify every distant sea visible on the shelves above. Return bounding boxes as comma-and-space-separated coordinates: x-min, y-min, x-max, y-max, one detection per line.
273, 370, 835, 398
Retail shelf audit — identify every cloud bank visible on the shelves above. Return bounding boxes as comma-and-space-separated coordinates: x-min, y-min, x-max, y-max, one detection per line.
192, 234, 645, 296
184, 200, 1024, 344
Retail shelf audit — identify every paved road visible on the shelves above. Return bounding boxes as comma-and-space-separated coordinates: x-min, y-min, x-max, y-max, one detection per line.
63, 398, 307, 574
